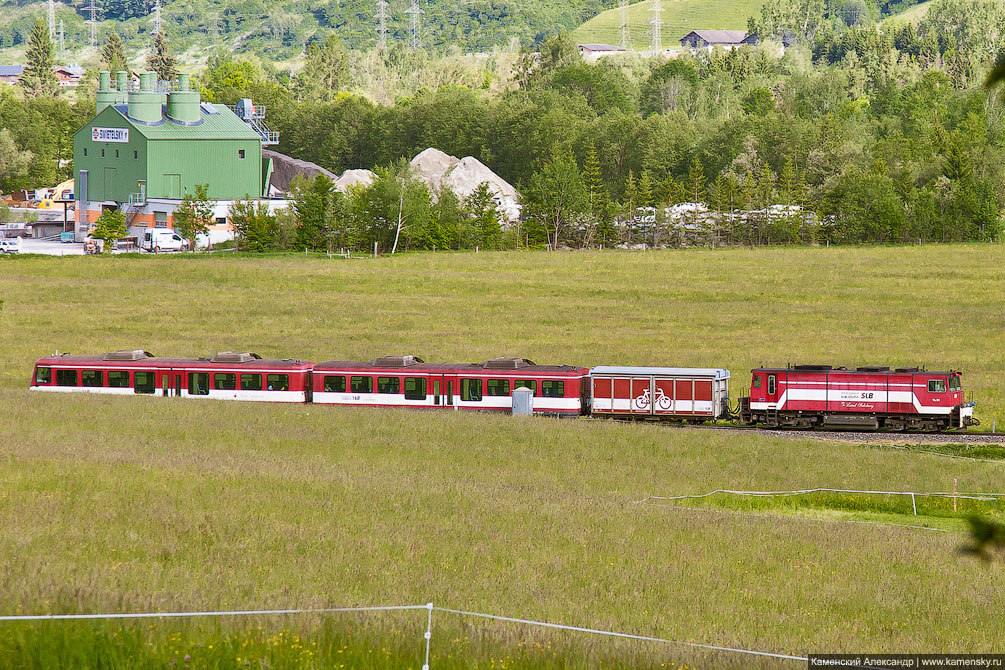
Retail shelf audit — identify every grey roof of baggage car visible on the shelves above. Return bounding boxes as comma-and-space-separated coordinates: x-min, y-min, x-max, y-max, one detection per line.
590, 366, 730, 379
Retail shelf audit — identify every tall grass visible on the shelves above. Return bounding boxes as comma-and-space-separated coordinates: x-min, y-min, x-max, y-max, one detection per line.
0, 246, 1003, 662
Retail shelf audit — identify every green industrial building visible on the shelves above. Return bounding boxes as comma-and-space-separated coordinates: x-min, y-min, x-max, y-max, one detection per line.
74, 70, 277, 236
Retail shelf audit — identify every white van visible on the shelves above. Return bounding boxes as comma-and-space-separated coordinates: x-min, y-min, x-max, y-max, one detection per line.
0, 238, 22, 254
142, 229, 189, 252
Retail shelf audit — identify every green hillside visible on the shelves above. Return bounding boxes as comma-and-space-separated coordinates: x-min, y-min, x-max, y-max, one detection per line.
879, 0, 935, 25
571, 0, 766, 49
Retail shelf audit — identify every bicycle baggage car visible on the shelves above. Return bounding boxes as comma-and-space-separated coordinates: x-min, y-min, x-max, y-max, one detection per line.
738, 365, 977, 430
589, 366, 731, 421
31, 350, 313, 403
312, 356, 591, 416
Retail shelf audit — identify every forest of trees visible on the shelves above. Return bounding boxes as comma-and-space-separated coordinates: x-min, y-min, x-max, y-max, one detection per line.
2, 0, 1005, 252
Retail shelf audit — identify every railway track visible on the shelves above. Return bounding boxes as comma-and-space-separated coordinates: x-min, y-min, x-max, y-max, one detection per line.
651, 422, 1005, 445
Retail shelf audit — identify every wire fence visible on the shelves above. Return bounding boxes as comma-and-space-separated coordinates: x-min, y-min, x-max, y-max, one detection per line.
0, 602, 808, 667
635, 488, 1004, 516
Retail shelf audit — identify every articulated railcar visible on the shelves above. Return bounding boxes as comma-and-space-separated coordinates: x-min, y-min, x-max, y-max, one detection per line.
738, 365, 977, 430
589, 366, 731, 420
31, 350, 314, 403
312, 356, 591, 415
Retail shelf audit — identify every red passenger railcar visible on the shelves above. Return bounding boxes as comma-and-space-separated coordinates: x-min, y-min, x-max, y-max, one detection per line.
312, 356, 590, 415
738, 365, 977, 430
31, 350, 313, 402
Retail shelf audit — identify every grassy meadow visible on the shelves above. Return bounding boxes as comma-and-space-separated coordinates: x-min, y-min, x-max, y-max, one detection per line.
0, 245, 1003, 667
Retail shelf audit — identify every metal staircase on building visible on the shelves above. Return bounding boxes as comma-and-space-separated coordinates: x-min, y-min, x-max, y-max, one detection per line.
230, 98, 279, 146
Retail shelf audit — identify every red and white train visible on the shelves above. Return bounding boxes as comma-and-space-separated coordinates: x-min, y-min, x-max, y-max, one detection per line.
30, 351, 978, 431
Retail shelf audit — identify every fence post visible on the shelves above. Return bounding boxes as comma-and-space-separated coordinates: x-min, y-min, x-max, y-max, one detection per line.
911, 492, 917, 516
423, 602, 433, 670
953, 479, 958, 513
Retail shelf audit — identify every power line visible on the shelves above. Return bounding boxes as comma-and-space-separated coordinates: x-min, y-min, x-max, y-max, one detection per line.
86, 0, 100, 48
48, 0, 57, 41
375, 0, 388, 49
619, 0, 631, 50
648, 0, 663, 53
151, 0, 162, 35
404, 0, 424, 49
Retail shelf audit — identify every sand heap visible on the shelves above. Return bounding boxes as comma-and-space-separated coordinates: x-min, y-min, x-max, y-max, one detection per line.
410, 148, 521, 222
335, 169, 377, 192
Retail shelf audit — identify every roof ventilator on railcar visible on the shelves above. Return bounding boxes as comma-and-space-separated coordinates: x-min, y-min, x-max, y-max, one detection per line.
481, 357, 535, 369
856, 366, 890, 372
101, 350, 155, 361
369, 355, 424, 367
792, 364, 833, 370
209, 352, 262, 363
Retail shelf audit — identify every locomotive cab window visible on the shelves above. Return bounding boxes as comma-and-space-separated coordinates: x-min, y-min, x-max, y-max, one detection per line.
82, 370, 103, 387
753, 375, 762, 389
241, 374, 262, 391
324, 375, 346, 392
35, 367, 51, 384
350, 376, 373, 393
267, 374, 289, 391
108, 370, 129, 387
928, 379, 947, 393
214, 373, 236, 390
514, 380, 536, 393
461, 378, 482, 402
541, 380, 565, 397
377, 377, 400, 394
949, 376, 961, 392
404, 377, 426, 400
56, 369, 77, 386
486, 379, 510, 396
134, 371, 155, 394
767, 375, 776, 395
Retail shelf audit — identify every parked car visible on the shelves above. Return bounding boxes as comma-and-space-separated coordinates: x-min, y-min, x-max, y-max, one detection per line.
142, 229, 189, 252
0, 238, 22, 254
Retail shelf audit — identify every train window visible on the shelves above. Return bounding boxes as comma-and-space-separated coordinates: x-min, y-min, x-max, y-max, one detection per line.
35, 367, 51, 384
461, 378, 482, 402
267, 374, 289, 391
108, 371, 129, 387
134, 371, 155, 394
351, 376, 373, 393
82, 370, 104, 387
928, 379, 947, 393
377, 377, 400, 394
214, 373, 236, 390
486, 379, 510, 396
768, 375, 776, 395
541, 380, 565, 397
241, 374, 262, 391
514, 380, 536, 393
56, 369, 78, 386
404, 377, 426, 400
753, 375, 762, 389
189, 373, 209, 395
949, 376, 961, 392
324, 375, 346, 392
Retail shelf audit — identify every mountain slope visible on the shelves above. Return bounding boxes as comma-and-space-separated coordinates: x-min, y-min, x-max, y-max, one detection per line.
571, 0, 765, 49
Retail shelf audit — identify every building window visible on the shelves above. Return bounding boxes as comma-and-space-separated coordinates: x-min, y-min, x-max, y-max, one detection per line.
240, 373, 262, 391
324, 375, 346, 392
404, 377, 426, 400
108, 371, 129, 387
82, 370, 103, 387
515, 380, 536, 394
215, 217, 226, 227
266, 374, 288, 391
134, 371, 155, 394
214, 373, 236, 390
154, 211, 167, 228
83, 148, 87, 157
350, 376, 373, 393
541, 380, 565, 397
35, 367, 51, 384
461, 378, 482, 402
133, 151, 138, 159
486, 379, 510, 396
377, 377, 400, 394
238, 149, 245, 159
56, 369, 78, 386
115, 150, 119, 158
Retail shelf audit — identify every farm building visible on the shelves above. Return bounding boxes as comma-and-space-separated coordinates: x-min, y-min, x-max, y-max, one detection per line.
73, 70, 287, 245
0, 65, 22, 84
577, 44, 626, 61
679, 30, 757, 50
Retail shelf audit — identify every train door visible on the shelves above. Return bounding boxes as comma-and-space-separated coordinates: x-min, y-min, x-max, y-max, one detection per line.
653, 378, 676, 415
432, 374, 456, 409
161, 368, 182, 397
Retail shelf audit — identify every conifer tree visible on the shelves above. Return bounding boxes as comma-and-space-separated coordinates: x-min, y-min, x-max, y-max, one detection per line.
19, 20, 59, 98
101, 32, 128, 74
582, 143, 614, 246
148, 30, 177, 81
